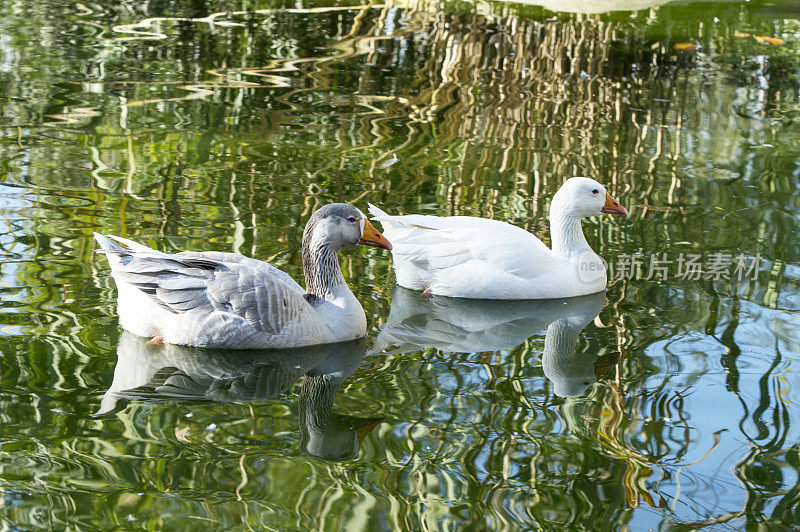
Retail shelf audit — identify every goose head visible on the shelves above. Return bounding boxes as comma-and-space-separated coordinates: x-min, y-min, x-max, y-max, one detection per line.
550, 177, 628, 219
304, 203, 392, 251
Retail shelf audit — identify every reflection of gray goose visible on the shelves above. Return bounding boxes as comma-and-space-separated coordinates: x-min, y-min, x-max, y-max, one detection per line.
298, 367, 382, 461
100, 333, 381, 461
370, 287, 609, 396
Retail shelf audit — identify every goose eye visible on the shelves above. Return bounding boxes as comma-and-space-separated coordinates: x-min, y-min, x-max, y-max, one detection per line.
347, 216, 357, 223
592, 189, 599, 195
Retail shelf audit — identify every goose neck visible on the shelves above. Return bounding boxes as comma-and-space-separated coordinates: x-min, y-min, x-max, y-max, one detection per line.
549, 209, 591, 261
302, 233, 347, 300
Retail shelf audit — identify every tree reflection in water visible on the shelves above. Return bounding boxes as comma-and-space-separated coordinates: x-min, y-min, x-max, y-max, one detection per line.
0, 0, 798, 528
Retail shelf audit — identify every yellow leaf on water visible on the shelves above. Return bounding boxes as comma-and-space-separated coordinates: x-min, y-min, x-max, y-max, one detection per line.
734, 31, 785, 45
753, 35, 784, 46
673, 42, 697, 51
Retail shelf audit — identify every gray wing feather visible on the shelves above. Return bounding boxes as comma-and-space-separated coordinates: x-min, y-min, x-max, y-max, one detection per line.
95, 234, 314, 334
206, 267, 303, 334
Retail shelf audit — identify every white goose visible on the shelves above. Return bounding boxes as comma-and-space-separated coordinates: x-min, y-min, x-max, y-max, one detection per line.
369, 177, 627, 299
95, 203, 391, 349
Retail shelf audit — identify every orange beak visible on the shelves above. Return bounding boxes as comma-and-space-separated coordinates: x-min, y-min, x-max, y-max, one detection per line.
601, 192, 628, 215
358, 219, 392, 250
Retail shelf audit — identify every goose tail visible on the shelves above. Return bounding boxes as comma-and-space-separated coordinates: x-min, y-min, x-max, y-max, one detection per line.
94, 233, 164, 273
367, 203, 390, 219
94, 232, 128, 253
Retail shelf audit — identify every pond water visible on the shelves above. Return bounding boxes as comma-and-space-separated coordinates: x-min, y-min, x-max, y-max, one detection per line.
1, 0, 800, 529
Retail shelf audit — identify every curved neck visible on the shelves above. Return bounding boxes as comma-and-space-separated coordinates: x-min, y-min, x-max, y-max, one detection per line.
302, 231, 347, 300
549, 209, 592, 261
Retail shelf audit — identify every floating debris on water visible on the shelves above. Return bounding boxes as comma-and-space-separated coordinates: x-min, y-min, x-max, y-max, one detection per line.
380, 154, 399, 169
633, 204, 678, 213
673, 43, 697, 51
734, 31, 785, 45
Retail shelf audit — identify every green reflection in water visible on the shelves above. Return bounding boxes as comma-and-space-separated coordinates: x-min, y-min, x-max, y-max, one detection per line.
1, 0, 800, 529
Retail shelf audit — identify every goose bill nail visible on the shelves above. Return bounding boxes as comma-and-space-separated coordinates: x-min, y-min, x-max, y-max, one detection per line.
359, 220, 393, 250
601, 192, 628, 215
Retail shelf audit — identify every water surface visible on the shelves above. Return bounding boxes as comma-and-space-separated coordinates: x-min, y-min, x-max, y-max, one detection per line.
1, 0, 799, 529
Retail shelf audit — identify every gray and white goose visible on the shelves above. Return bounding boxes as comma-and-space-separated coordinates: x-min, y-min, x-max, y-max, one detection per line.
94, 203, 392, 349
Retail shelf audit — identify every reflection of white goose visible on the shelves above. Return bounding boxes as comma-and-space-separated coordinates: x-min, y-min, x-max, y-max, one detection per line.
540, 309, 614, 397
100, 333, 381, 461
370, 287, 610, 396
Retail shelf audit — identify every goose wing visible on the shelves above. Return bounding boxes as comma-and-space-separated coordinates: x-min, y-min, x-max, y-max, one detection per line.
94, 233, 317, 336
368, 205, 557, 294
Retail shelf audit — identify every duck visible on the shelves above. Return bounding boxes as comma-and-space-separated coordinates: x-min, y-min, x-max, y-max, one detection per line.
94, 203, 392, 349
368, 177, 627, 299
